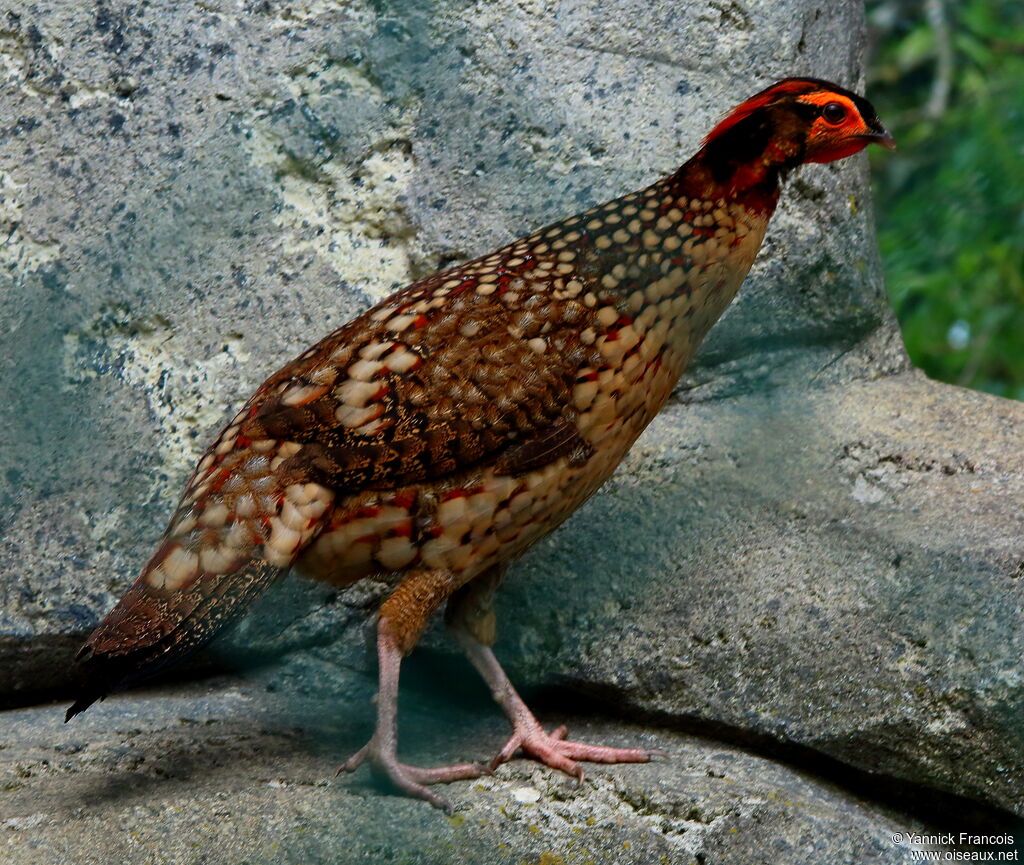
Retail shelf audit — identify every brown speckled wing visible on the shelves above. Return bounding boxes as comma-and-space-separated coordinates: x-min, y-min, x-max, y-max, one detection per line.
240, 263, 599, 490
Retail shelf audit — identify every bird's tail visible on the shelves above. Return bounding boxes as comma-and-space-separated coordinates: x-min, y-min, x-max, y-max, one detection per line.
67, 434, 334, 721
65, 557, 285, 720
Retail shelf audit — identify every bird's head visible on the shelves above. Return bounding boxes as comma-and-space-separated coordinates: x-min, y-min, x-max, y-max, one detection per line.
696, 78, 894, 192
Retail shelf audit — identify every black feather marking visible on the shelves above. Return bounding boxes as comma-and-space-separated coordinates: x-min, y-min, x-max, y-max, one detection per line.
494, 420, 593, 476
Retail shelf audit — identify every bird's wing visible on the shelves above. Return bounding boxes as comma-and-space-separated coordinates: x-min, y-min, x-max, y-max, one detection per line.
240, 263, 599, 489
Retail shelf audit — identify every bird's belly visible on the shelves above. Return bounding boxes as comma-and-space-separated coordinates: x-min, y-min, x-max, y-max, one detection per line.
293, 351, 678, 588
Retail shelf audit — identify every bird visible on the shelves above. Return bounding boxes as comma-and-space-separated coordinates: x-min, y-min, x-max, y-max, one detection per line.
66, 78, 894, 810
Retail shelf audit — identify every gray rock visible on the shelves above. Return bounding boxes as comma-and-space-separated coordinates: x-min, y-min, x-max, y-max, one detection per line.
0, 674, 938, 865
489, 370, 1024, 815
1, 0, 1021, 840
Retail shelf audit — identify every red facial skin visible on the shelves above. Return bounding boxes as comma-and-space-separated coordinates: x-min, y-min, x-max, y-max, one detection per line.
702, 80, 895, 172
798, 91, 895, 163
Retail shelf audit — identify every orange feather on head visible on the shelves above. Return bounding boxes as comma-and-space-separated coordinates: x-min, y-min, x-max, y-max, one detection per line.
702, 79, 822, 147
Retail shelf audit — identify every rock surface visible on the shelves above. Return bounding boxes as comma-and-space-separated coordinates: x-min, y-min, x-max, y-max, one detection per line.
1, 673, 938, 865
1, 0, 1022, 853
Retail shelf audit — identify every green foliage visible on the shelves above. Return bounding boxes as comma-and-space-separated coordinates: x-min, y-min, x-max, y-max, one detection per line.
868, 0, 1024, 400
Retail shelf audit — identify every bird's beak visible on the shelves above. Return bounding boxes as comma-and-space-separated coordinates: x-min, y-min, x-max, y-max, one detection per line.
860, 125, 896, 151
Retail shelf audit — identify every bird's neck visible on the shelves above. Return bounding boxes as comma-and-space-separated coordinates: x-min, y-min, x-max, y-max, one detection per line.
570, 164, 777, 377
671, 149, 786, 218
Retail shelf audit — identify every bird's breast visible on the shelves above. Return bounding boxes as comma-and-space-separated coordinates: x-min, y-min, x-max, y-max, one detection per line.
293, 193, 768, 589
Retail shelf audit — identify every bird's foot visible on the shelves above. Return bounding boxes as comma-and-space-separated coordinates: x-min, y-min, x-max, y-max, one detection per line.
491, 722, 666, 778
339, 739, 486, 813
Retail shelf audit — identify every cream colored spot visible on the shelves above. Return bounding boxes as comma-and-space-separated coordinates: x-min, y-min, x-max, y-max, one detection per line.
348, 358, 384, 381
596, 306, 619, 326
378, 536, 417, 570
642, 230, 660, 249
160, 546, 199, 590
200, 545, 237, 574
437, 496, 467, 526
356, 418, 386, 436
527, 337, 547, 354
336, 378, 383, 407
573, 380, 599, 411
199, 502, 230, 527
635, 305, 657, 330
612, 229, 630, 244
595, 235, 612, 250
267, 519, 302, 556
617, 325, 641, 352
385, 347, 420, 373
281, 383, 328, 407
336, 404, 379, 428
360, 341, 395, 361
235, 494, 257, 518
508, 490, 532, 515
280, 499, 309, 532
386, 314, 416, 332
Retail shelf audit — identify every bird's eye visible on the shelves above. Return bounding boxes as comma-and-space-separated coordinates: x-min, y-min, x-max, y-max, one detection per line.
822, 102, 847, 125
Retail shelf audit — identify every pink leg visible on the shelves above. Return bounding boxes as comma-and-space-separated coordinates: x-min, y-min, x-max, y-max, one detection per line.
453, 628, 664, 778
339, 618, 484, 812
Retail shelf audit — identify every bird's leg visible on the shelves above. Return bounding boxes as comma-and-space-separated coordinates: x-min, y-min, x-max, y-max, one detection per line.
446, 568, 662, 778
340, 568, 484, 812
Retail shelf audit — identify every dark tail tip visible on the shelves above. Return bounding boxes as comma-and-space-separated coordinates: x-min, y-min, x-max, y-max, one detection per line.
65, 643, 113, 722
65, 693, 100, 723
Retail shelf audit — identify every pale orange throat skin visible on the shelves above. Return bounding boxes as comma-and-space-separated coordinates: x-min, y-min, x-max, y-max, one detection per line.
143, 176, 770, 596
